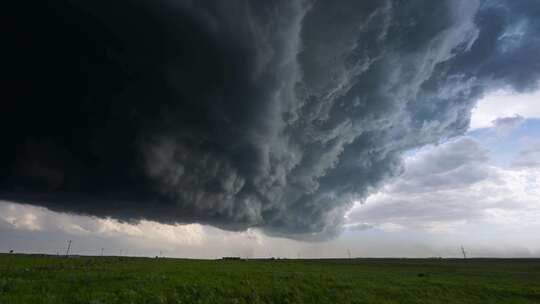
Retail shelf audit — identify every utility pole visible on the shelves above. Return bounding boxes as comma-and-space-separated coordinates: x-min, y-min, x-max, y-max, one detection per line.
65, 240, 72, 257
347, 249, 352, 259
461, 245, 467, 259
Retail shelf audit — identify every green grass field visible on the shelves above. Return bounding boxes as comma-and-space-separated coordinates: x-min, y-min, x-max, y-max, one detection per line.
1, 254, 539, 304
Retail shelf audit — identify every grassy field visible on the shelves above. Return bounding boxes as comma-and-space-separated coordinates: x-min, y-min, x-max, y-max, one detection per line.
0, 254, 539, 303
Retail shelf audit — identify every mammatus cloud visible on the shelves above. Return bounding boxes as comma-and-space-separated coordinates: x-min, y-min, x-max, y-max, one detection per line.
2, 0, 540, 239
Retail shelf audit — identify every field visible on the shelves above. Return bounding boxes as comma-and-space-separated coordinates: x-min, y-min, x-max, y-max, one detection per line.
1, 254, 539, 303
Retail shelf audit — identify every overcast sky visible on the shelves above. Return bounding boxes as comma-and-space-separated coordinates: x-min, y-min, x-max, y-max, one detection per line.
2, 1, 540, 258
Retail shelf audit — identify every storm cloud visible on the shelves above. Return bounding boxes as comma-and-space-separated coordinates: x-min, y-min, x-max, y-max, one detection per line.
2, 0, 540, 239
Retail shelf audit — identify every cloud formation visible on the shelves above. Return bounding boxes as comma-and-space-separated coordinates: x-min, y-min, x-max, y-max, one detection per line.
388, 137, 492, 194
347, 137, 540, 233
513, 139, 540, 168
2, 0, 540, 239
492, 115, 525, 136
470, 88, 540, 130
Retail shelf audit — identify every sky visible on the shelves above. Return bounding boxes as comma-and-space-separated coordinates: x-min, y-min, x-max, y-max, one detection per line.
1, 0, 540, 258
2, 88, 539, 258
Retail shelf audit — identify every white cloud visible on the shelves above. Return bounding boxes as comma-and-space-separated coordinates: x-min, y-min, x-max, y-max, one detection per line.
0, 202, 205, 247
491, 115, 525, 136
391, 137, 491, 193
512, 138, 540, 168
348, 137, 540, 237
470, 87, 540, 130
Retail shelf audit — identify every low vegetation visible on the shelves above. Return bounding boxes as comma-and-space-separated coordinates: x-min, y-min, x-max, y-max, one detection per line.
1, 254, 539, 303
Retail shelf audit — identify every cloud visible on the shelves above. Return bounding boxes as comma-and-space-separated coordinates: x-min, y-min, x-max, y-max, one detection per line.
492, 115, 525, 136
344, 222, 374, 232
390, 137, 491, 193
2, 0, 540, 239
0, 201, 205, 247
512, 138, 540, 168
2, 198, 540, 258
471, 89, 540, 130
347, 137, 540, 233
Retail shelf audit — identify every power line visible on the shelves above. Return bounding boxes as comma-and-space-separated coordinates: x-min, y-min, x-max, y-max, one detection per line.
65, 240, 72, 257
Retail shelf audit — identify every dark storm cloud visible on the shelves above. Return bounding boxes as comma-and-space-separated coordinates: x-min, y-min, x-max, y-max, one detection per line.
2, 0, 540, 239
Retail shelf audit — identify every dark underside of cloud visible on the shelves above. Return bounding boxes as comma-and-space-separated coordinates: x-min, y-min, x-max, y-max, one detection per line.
2, 0, 540, 239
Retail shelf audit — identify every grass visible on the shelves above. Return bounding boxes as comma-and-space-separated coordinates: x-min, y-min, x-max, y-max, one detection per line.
0, 254, 539, 303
